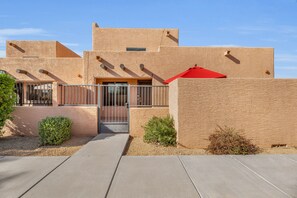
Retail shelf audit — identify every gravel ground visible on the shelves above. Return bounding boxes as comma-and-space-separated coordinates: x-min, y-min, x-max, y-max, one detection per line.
125, 137, 207, 156
0, 135, 93, 156
125, 137, 297, 156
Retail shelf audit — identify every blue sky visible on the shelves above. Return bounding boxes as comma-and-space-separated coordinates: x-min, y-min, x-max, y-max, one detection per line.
0, 0, 297, 78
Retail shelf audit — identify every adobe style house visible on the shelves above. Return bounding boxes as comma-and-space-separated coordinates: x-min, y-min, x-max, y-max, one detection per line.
1, 22, 297, 148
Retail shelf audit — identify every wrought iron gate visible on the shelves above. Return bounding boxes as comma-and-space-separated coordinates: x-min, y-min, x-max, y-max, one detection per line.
99, 84, 129, 133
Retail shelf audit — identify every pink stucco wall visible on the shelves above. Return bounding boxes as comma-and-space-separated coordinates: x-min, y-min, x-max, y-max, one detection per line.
5, 106, 98, 136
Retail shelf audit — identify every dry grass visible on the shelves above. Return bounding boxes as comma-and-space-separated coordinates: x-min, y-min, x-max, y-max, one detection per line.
0, 135, 93, 156
125, 137, 297, 156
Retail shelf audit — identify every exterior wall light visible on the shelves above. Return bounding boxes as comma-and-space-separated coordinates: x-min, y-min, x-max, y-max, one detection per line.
139, 64, 145, 71
224, 50, 231, 56
100, 64, 107, 70
39, 69, 49, 75
16, 69, 28, 74
120, 64, 125, 71
166, 31, 170, 37
96, 56, 102, 61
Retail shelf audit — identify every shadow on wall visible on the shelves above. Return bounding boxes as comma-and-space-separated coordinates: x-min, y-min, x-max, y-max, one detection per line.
43, 71, 66, 84
19, 72, 39, 81
142, 67, 165, 84
4, 116, 36, 136
167, 34, 178, 44
10, 43, 25, 53
226, 54, 240, 64
121, 66, 140, 78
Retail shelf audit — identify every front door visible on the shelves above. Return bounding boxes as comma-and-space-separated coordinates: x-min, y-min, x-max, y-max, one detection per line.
99, 82, 129, 133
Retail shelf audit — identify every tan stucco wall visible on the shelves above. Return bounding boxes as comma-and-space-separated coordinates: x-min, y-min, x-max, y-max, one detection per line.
56, 41, 80, 57
6, 41, 56, 58
1, 25, 274, 86
0, 58, 83, 84
169, 78, 297, 148
169, 80, 179, 131
6, 41, 79, 58
129, 107, 169, 137
5, 106, 98, 136
83, 46, 274, 84
92, 23, 179, 52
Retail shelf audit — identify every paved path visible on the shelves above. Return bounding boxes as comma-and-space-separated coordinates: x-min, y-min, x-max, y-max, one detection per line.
0, 156, 67, 198
1, 139, 297, 198
108, 155, 297, 198
23, 133, 129, 198
107, 156, 199, 198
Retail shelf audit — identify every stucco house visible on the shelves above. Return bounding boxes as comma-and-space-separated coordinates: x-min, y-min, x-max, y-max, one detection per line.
1, 22, 296, 148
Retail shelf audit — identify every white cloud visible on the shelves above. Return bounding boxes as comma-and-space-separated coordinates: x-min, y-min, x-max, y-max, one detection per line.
0, 36, 6, 47
0, 28, 46, 36
62, 42, 79, 47
0, 50, 5, 58
275, 54, 297, 63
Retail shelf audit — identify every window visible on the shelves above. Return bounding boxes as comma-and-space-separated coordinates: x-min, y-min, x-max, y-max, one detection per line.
0, 70, 6, 74
126, 47, 146, 51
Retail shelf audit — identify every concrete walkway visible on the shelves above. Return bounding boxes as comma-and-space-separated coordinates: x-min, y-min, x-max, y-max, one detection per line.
0, 156, 67, 198
108, 155, 297, 198
107, 156, 199, 198
2, 140, 297, 198
23, 133, 129, 198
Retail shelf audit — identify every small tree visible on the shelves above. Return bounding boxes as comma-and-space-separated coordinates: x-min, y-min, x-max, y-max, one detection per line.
0, 74, 16, 135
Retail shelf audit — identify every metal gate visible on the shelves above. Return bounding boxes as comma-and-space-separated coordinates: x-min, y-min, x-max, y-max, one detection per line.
99, 84, 129, 133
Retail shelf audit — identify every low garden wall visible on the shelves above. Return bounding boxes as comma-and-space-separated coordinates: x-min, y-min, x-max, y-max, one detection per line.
5, 106, 98, 136
129, 107, 169, 137
169, 78, 297, 148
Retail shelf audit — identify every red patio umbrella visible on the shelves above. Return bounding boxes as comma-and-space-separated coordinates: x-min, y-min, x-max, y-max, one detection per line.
163, 65, 226, 84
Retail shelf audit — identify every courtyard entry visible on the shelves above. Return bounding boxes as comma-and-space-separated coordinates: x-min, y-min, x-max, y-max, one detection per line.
59, 82, 168, 134
99, 83, 129, 133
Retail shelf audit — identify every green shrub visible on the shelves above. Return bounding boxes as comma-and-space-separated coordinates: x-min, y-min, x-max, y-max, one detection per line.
38, 116, 72, 145
0, 74, 16, 135
143, 115, 176, 146
206, 125, 260, 155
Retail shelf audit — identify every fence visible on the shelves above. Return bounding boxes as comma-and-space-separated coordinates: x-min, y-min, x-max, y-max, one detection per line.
58, 84, 169, 107
15, 82, 53, 106
129, 85, 168, 107
59, 84, 98, 106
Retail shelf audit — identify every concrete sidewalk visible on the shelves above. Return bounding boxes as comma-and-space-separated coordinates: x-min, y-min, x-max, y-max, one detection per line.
108, 155, 297, 198
107, 156, 199, 198
0, 156, 67, 198
23, 133, 129, 198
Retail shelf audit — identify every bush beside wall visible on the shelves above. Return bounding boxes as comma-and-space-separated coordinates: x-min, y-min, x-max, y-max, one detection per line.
0, 74, 16, 135
206, 125, 260, 155
143, 115, 176, 146
38, 116, 72, 145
